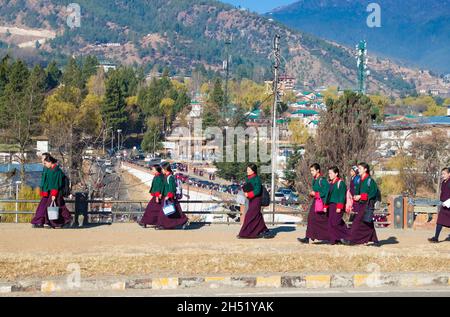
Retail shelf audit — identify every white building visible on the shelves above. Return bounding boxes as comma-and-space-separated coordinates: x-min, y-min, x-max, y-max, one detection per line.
372, 115, 450, 155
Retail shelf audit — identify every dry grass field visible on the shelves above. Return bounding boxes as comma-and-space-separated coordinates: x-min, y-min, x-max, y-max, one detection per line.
0, 223, 449, 282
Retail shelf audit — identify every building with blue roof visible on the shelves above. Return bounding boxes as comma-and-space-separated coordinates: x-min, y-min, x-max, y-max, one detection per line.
373, 112, 450, 156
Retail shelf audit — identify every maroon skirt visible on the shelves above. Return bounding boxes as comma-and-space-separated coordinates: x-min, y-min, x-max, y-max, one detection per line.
31, 194, 72, 228
156, 199, 188, 229
238, 196, 268, 238
328, 203, 349, 244
305, 200, 330, 241
348, 202, 379, 244
437, 205, 450, 228
140, 197, 162, 225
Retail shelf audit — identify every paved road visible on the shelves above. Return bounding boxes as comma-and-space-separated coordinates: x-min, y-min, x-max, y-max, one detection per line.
2, 286, 449, 297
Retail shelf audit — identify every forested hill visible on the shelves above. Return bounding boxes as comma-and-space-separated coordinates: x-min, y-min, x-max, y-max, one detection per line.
0, 0, 442, 95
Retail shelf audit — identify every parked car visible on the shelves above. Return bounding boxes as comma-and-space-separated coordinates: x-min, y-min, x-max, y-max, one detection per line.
274, 192, 286, 203
146, 158, 161, 166
279, 188, 293, 199
286, 193, 299, 204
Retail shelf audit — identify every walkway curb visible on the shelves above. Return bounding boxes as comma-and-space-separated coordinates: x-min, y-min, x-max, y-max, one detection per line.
1, 273, 449, 294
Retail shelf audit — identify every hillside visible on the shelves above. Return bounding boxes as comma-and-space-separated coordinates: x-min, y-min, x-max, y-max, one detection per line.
0, 0, 446, 96
268, 0, 450, 74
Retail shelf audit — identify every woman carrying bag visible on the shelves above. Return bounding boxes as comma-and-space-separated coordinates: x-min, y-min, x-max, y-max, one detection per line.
298, 163, 330, 244
346, 166, 360, 216
155, 162, 189, 230
31, 154, 72, 229
343, 162, 379, 246
324, 166, 349, 245
139, 165, 164, 228
237, 164, 273, 239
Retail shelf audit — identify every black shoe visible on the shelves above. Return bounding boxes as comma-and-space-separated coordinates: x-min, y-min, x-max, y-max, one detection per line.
61, 223, 72, 229
297, 237, 309, 244
32, 224, 44, 229
138, 222, 147, 228
340, 239, 351, 246
262, 230, 275, 239
428, 237, 439, 243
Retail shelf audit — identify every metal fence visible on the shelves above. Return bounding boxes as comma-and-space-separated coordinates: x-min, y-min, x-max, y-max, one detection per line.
411, 198, 441, 213
0, 197, 390, 227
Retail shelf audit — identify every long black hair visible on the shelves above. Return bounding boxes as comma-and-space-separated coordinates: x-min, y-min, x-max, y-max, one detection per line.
43, 153, 58, 164
151, 164, 162, 173
358, 162, 371, 175
247, 163, 258, 175
161, 161, 173, 173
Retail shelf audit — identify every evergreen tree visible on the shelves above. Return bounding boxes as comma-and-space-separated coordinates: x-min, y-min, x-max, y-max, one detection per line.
103, 70, 128, 131
81, 55, 99, 83
0, 61, 45, 183
45, 60, 62, 90
295, 91, 378, 197
62, 57, 84, 91
0, 55, 11, 94
209, 77, 224, 109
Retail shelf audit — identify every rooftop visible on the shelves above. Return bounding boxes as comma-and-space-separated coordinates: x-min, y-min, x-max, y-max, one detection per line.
373, 115, 450, 131
291, 109, 319, 116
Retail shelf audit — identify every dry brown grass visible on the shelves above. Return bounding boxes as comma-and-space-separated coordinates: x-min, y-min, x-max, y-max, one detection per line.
0, 224, 449, 282
1, 249, 448, 282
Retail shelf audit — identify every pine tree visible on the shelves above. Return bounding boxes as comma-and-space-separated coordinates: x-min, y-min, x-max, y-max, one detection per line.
0, 61, 45, 183
62, 58, 84, 91
209, 77, 224, 109
0, 55, 11, 94
81, 55, 99, 83
45, 60, 62, 90
103, 71, 128, 131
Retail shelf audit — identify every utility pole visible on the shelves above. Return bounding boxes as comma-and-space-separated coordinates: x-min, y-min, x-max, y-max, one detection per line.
102, 125, 106, 155
356, 40, 369, 94
223, 36, 232, 122
153, 131, 156, 156
117, 129, 122, 152
271, 34, 281, 224
111, 128, 114, 154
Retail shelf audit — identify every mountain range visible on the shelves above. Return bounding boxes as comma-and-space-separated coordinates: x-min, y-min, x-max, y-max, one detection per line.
0, 0, 447, 96
268, 0, 450, 74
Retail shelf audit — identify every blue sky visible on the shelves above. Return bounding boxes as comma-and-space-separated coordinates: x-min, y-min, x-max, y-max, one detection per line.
220, 0, 296, 13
